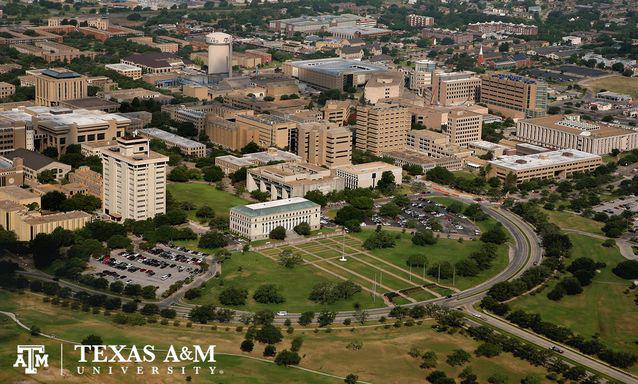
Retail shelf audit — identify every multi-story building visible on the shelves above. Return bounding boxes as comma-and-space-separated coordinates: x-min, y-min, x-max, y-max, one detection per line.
487, 149, 602, 184
406, 14, 435, 27
0, 200, 91, 241
269, 14, 370, 34
229, 197, 321, 240
422, 28, 474, 44
58, 97, 120, 113
355, 103, 410, 155
215, 148, 300, 175
515, 115, 638, 155
206, 117, 260, 152
235, 114, 295, 149
480, 73, 547, 119
101, 136, 169, 221
407, 129, 463, 158
0, 125, 27, 153
430, 71, 481, 106
127, 37, 178, 53
322, 100, 352, 126
284, 58, 387, 91
34, 68, 88, 107
296, 122, 352, 168
409, 59, 436, 93
0, 157, 24, 187
335, 161, 403, 189
138, 128, 206, 157
247, 162, 344, 200
0, 82, 15, 99
467, 21, 538, 36
13, 41, 97, 62
443, 109, 483, 148
121, 52, 190, 74
363, 72, 404, 104
1, 148, 71, 183
105, 63, 143, 80
68, 166, 102, 198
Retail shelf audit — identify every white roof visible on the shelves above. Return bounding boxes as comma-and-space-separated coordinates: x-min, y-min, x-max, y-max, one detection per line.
490, 149, 601, 171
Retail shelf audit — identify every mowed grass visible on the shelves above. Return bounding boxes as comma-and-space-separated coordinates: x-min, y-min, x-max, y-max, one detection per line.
543, 209, 604, 235
0, 291, 549, 384
581, 75, 638, 99
351, 229, 509, 291
511, 234, 638, 373
167, 182, 249, 218
186, 251, 382, 312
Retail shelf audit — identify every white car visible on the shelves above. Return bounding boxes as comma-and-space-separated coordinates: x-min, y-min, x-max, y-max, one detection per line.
276, 311, 288, 316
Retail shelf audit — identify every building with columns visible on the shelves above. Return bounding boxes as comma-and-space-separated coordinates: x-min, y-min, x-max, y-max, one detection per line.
229, 197, 320, 240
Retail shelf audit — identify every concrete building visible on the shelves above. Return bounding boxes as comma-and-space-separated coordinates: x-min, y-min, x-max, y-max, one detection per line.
0, 185, 40, 206
138, 128, 206, 157
101, 136, 169, 221
206, 117, 259, 152
431, 71, 481, 106
0, 157, 23, 187
105, 63, 143, 80
335, 161, 403, 189
269, 14, 371, 34
206, 32, 233, 77
480, 73, 547, 119
0, 125, 28, 154
0, 200, 91, 241
443, 109, 483, 148
215, 148, 301, 175
487, 149, 602, 184
247, 162, 344, 200
0, 82, 16, 99
323, 100, 352, 126
127, 37, 179, 53
284, 58, 387, 91
235, 114, 295, 149
328, 26, 391, 39
355, 103, 410, 155
516, 115, 638, 155
406, 129, 471, 159
385, 150, 464, 172
68, 166, 102, 198
13, 41, 96, 63
296, 122, 352, 168
58, 97, 120, 113
406, 14, 434, 27
229, 197, 320, 240
363, 72, 404, 104
34, 68, 88, 107
121, 53, 191, 74
409, 59, 436, 93
1, 148, 70, 183
468, 140, 515, 157
422, 28, 473, 44
99, 88, 173, 104
467, 21, 538, 36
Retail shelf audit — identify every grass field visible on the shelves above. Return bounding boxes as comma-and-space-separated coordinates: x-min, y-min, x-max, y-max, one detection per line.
167, 182, 249, 219
0, 291, 550, 384
511, 234, 638, 374
542, 209, 604, 235
580, 75, 638, 99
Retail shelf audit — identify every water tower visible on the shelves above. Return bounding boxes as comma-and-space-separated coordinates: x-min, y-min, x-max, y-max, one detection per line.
206, 32, 233, 77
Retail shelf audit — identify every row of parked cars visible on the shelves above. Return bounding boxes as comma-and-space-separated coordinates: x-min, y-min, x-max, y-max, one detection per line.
148, 246, 206, 265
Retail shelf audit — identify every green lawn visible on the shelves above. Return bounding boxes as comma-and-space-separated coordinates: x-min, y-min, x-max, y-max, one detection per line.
511, 234, 638, 373
167, 182, 249, 219
542, 209, 604, 235
186, 251, 383, 312
351, 230, 509, 291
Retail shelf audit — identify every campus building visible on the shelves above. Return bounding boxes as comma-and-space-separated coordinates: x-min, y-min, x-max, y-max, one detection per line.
334, 162, 403, 189
421, 28, 473, 44
409, 59, 436, 93
0, 82, 15, 98
515, 115, 638, 155
442, 109, 483, 148
138, 128, 206, 157
101, 136, 168, 221
406, 14, 435, 27
355, 103, 410, 155
1, 148, 70, 183
206, 117, 260, 152
0, 200, 91, 241
235, 114, 295, 149
284, 58, 387, 91
430, 71, 481, 106
479, 73, 547, 119
247, 162, 344, 200
487, 149, 602, 184
215, 148, 301, 175
467, 21, 538, 36
229, 197, 321, 240
34, 68, 88, 107
296, 122, 352, 168
68, 166, 102, 198
363, 72, 404, 104
269, 14, 371, 34
105, 63, 143, 80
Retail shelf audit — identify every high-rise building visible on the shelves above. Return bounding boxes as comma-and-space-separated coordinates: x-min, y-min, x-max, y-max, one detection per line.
206, 32, 233, 77
409, 59, 436, 93
34, 68, 88, 106
480, 73, 547, 119
355, 103, 410, 155
406, 14, 435, 27
296, 122, 352, 168
443, 109, 483, 148
235, 114, 295, 149
101, 136, 168, 221
430, 71, 481, 106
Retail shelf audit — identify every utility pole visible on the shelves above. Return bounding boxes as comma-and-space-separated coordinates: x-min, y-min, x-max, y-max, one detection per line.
437, 264, 441, 284
452, 265, 456, 287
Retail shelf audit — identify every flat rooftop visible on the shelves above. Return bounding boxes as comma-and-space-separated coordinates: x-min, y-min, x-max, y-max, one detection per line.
41, 68, 82, 79
469, 140, 511, 150
0, 186, 39, 201
490, 149, 601, 171
138, 128, 205, 149
520, 115, 638, 138
105, 63, 142, 71
336, 161, 400, 174
289, 58, 387, 76
231, 197, 319, 217
244, 149, 300, 164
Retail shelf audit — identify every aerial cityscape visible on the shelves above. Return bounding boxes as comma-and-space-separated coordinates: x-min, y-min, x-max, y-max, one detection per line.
0, 0, 638, 382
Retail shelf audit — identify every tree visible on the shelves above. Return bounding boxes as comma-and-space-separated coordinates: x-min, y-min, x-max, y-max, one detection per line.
362, 229, 395, 250
199, 231, 228, 249
189, 305, 216, 323
317, 310, 336, 327
30, 325, 41, 336
376, 171, 396, 194
298, 311, 314, 326
263, 344, 277, 357
480, 225, 507, 244
446, 349, 471, 366
196, 205, 215, 219
475, 342, 502, 358
305, 190, 327, 206
106, 234, 132, 250
219, 287, 248, 306
255, 324, 283, 344
140, 304, 159, 316
412, 229, 437, 246
269, 226, 286, 240
344, 374, 358, 384
37, 169, 57, 184
278, 249, 303, 268
253, 284, 285, 304
202, 166, 224, 182
379, 202, 400, 218
41, 191, 67, 211
426, 167, 455, 185
274, 350, 301, 366
291, 336, 303, 352
612, 260, 638, 279
240, 339, 254, 352
293, 222, 311, 236
241, 142, 260, 154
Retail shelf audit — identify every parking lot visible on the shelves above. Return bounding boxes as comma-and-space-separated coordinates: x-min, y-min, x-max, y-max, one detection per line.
85, 244, 210, 294
593, 195, 638, 216
366, 196, 480, 238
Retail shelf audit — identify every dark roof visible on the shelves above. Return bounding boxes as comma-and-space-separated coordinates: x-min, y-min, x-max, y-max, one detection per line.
123, 52, 188, 69
368, 54, 393, 62
2, 148, 57, 171
340, 46, 363, 54
42, 68, 81, 79
59, 97, 120, 110
512, 53, 529, 61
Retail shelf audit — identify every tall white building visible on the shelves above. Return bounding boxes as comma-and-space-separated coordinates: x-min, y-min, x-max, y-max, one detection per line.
206, 32, 233, 77
101, 136, 169, 221
409, 59, 436, 94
